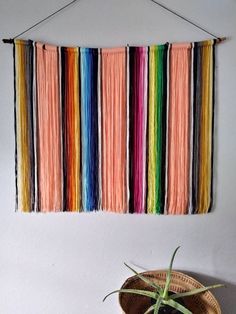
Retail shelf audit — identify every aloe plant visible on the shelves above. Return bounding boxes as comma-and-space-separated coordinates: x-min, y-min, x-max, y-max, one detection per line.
103, 247, 224, 314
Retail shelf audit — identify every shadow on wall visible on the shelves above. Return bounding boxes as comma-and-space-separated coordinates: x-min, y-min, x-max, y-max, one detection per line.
186, 271, 234, 314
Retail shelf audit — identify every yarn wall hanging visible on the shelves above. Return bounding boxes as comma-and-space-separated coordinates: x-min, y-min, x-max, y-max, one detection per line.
3, 0, 226, 214
12, 39, 217, 214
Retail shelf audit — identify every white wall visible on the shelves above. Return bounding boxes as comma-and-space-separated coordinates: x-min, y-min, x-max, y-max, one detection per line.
0, 0, 235, 313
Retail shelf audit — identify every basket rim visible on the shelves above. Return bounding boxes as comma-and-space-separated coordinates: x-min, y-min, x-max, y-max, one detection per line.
119, 270, 221, 313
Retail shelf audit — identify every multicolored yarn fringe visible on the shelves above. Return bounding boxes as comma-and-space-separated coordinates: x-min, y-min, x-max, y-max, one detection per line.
13, 39, 216, 214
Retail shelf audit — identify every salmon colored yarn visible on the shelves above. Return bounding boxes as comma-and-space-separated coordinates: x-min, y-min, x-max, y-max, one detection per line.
101, 48, 128, 213
167, 43, 191, 215
36, 43, 63, 212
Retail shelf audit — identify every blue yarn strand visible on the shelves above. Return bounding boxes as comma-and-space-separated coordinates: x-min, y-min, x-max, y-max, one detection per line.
80, 48, 99, 211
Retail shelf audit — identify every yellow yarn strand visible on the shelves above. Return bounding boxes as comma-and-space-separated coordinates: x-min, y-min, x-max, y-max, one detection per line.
198, 41, 213, 214
15, 41, 31, 212
73, 48, 81, 211
147, 46, 157, 214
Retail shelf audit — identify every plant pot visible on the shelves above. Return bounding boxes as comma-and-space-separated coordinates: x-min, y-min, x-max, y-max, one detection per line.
149, 292, 185, 314
119, 270, 221, 314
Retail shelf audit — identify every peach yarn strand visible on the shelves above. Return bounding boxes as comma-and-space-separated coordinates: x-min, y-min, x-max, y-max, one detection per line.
167, 44, 191, 215
36, 43, 63, 212
101, 48, 127, 213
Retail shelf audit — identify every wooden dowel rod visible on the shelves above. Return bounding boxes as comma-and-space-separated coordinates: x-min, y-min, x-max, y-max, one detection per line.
2, 37, 227, 45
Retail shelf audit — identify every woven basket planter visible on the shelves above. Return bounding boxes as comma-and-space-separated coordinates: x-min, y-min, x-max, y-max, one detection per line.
119, 270, 221, 314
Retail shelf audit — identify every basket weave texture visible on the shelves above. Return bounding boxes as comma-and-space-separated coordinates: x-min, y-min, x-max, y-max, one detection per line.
119, 270, 221, 314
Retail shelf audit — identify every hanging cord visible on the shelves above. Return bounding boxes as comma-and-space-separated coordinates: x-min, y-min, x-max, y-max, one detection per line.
149, 0, 224, 41
2, 0, 226, 44
3, 0, 81, 43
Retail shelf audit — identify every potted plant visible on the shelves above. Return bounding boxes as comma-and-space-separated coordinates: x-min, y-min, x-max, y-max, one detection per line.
103, 247, 224, 314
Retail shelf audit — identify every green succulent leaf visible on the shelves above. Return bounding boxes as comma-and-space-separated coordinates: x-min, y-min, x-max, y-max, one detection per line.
163, 246, 180, 299
124, 263, 163, 293
163, 299, 192, 314
103, 246, 224, 314
103, 289, 157, 302
154, 297, 162, 314
144, 304, 155, 314
170, 284, 225, 300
